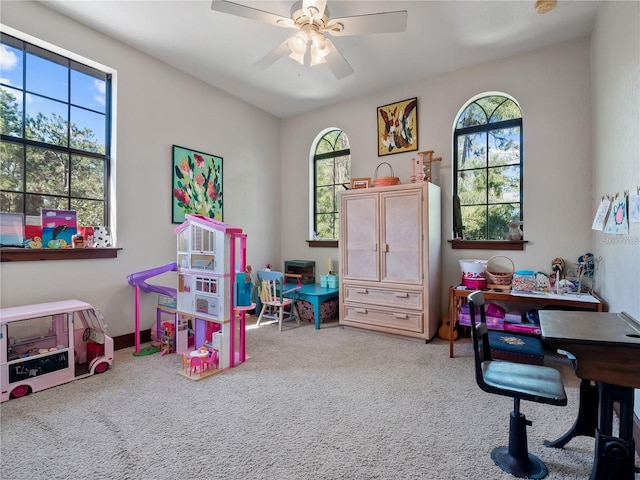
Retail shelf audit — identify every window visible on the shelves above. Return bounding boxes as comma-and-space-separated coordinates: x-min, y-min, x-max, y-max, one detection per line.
453, 94, 522, 241
0, 32, 111, 229
312, 129, 350, 240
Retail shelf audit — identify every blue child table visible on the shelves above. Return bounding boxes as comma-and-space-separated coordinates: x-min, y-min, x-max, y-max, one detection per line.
285, 283, 339, 329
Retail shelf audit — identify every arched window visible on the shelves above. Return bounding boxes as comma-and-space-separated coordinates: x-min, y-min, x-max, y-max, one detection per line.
453, 94, 522, 241
312, 129, 350, 240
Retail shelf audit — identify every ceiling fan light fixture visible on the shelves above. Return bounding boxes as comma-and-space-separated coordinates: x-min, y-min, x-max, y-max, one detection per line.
310, 49, 327, 66
535, 0, 557, 14
287, 32, 308, 65
311, 33, 330, 55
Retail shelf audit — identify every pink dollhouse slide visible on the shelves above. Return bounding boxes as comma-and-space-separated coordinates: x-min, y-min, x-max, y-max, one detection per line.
127, 262, 177, 354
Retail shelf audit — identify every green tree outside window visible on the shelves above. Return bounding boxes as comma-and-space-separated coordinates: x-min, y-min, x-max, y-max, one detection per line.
313, 129, 350, 240
454, 95, 522, 240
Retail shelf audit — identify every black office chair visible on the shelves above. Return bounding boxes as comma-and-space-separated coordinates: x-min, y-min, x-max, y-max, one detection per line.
467, 290, 567, 479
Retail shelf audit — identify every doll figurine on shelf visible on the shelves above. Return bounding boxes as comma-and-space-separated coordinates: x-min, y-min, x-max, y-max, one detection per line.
550, 257, 564, 279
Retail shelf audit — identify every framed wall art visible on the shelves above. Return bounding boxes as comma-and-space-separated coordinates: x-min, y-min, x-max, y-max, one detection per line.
377, 97, 418, 156
350, 177, 371, 189
172, 145, 223, 224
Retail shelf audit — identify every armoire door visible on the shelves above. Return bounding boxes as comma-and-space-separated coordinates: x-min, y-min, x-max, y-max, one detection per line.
380, 188, 423, 284
341, 192, 379, 281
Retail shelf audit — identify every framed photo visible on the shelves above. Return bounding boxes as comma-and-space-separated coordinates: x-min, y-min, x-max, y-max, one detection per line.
377, 97, 418, 156
0, 212, 24, 246
172, 145, 223, 224
350, 177, 371, 189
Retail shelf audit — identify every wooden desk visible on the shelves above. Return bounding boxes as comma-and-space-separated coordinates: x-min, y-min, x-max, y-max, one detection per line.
540, 311, 640, 480
448, 286, 603, 358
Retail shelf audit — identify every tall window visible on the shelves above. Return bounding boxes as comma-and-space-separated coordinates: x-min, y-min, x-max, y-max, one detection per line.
313, 129, 350, 240
453, 94, 522, 240
0, 32, 111, 228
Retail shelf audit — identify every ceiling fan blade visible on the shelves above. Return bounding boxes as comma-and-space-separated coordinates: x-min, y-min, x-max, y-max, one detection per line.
324, 39, 354, 80
211, 0, 294, 28
252, 40, 291, 70
325, 10, 408, 36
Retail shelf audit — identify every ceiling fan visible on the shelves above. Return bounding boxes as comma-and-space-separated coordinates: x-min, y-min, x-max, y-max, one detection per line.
210, 0, 408, 79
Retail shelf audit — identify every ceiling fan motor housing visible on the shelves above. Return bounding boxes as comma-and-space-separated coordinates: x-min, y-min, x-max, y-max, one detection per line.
290, 1, 330, 30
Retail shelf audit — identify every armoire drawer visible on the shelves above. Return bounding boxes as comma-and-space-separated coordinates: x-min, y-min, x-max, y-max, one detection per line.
343, 285, 422, 310
342, 304, 423, 333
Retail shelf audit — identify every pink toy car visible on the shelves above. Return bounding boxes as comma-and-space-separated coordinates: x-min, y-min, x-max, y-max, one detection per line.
1, 299, 114, 402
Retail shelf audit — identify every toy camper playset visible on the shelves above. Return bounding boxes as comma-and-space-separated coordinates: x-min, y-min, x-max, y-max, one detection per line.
0, 300, 114, 402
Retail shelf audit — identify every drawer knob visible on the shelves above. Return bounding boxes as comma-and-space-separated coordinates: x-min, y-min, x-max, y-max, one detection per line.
394, 292, 409, 298
355, 308, 368, 314
356, 288, 369, 294
394, 313, 409, 319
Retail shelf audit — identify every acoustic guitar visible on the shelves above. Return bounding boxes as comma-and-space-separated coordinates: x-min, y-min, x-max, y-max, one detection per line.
438, 313, 459, 341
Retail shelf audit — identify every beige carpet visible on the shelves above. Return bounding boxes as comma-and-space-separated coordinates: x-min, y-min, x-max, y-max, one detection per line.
1, 317, 638, 479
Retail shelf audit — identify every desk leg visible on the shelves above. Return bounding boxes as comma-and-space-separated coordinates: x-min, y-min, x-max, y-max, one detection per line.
589, 383, 635, 480
545, 379, 598, 448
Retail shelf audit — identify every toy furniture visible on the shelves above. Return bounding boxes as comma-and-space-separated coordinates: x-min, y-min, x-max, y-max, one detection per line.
468, 290, 567, 479
256, 270, 301, 331
284, 283, 339, 329
339, 182, 441, 340
204, 350, 219, 370
181, 353, 190, 374
189, 356, 204, 377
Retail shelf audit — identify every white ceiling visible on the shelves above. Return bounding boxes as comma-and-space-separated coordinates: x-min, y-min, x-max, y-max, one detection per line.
38, 0, 601, 118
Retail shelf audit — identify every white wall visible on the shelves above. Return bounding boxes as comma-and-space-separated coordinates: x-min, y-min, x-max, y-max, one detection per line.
0, 1, 282, 336
280, 38, 594, 315
589, 1, 640, 415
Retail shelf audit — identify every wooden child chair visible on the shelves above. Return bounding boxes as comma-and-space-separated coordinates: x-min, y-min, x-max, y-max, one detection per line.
256, 270, 301, 331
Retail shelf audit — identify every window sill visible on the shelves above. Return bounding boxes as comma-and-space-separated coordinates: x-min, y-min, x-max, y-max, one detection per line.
0, 247, 122, 262
448, 239, 527, 251
306, 240, 338, 248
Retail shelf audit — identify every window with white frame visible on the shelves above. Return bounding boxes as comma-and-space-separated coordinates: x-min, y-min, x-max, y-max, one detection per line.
312, 129, 350, 240
0, 32, 112, 230
453, 94, 523, 241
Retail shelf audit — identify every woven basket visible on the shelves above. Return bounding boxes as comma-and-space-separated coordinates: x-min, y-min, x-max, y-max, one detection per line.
486, 255, 514, 290
373, 162, 400, 187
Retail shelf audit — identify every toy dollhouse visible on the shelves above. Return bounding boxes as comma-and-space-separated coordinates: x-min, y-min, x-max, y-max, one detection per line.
173, 214, 249, 375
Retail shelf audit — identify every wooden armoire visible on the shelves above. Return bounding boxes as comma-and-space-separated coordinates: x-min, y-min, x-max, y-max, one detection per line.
338, 182, 441, 340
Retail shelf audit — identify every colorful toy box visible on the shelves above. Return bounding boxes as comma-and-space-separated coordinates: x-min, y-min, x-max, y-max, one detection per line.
458, 305, 505, 330
295, 298, 339, 324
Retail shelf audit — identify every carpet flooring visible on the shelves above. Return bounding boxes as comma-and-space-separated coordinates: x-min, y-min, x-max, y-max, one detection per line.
1, 317, 638, 479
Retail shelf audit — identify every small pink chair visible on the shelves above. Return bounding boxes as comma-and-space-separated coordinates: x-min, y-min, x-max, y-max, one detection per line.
204, 351, 219, 371
190, 356, 204, 377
